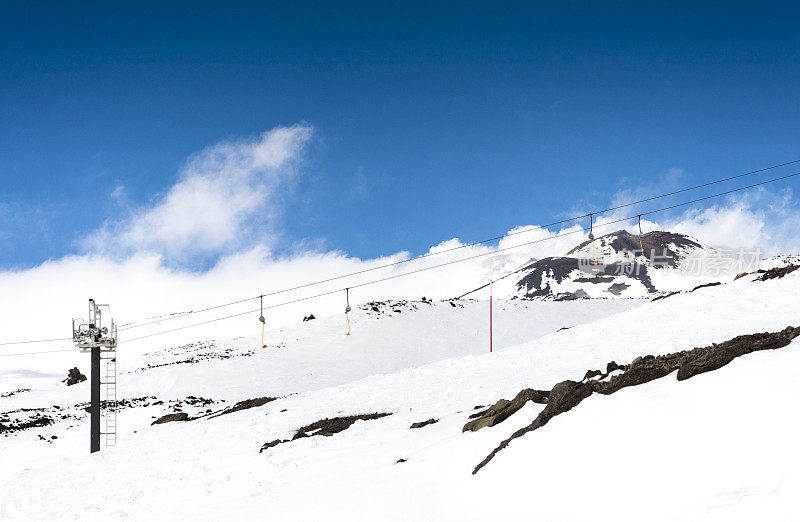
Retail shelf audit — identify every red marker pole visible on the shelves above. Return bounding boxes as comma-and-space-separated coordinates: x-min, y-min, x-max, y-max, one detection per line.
489, 279, 493, 353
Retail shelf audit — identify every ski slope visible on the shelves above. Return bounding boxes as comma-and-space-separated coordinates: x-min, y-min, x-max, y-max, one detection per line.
0, 298, 639, 473
2, 270, 800, 520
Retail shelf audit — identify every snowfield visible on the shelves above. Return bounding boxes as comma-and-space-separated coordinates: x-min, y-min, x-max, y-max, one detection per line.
2, 269, 800, 521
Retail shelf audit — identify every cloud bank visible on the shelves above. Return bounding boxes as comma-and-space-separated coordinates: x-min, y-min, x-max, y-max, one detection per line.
2, 129, 800, 378
86, 125, 313, 262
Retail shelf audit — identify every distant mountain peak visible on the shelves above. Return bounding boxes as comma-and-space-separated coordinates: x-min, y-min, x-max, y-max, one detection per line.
567, 230, 704, 267
515, 230, 719, 300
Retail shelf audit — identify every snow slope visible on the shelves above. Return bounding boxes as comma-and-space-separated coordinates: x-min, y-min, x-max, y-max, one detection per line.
2, 270, 800, 520
0, 298, 639, 473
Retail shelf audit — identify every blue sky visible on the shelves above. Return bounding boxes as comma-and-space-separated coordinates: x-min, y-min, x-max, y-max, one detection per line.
2, 1, 800, 269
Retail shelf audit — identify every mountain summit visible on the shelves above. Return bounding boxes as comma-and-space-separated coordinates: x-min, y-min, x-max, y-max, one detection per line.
515, 230, 722, 299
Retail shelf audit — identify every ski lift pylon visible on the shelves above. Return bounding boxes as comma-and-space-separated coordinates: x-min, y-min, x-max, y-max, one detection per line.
637, 214, 645, 256
586, 213, 602, 270
259, 295, 266, 349
345, 288, 351, 336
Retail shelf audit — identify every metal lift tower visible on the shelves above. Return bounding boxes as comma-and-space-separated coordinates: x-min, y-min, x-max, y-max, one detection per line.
72, 299, 117, 453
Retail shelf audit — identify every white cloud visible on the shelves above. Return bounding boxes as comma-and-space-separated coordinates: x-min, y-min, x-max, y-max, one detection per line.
599, 182, 800, 255
4, 141, 800, 380
87, 125, 313, 262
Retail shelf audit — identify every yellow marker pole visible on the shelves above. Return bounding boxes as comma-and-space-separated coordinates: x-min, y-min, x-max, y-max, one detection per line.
259, 295, 267, 348
345, 287, 351, 335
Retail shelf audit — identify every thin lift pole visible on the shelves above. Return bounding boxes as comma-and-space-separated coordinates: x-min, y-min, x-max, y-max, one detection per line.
489, 280, 493, 353
345, 288, 351, 335
637, 215, 644, 255
259, 295, 266, 348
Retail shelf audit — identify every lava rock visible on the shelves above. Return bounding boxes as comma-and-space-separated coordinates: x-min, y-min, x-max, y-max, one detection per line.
410, 418, 438, 429
260, 413, 392, 453
259, 439, 286, 453
651, 291, 680, 302
691, 281, 722, 292
292, 413, 391, 439
758, 264, 800, 281
63, 368, 87, 386
151, 412, 189, 425
582, 369, 602, 381
677, 326, 800, 381
471, 326, 799, 474
213, 396, 277, 418
464, 388, 549, 433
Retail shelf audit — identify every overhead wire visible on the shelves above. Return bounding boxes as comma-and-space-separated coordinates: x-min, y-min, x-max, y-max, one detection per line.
114, 158, 800, 332
0, 337, 72, 347
3, 166, 800, 354
119, 167, 800, 345
0, 348, 75, 357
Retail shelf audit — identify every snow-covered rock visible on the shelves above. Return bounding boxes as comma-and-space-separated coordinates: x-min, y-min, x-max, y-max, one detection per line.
514, 230, 752, 299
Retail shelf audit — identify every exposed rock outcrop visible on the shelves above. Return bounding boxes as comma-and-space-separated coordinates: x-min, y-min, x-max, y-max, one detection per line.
464, 388, 549, 432
212, 396, 277, 418
758, 264, 800, 281
691, 282, 722, 292
260, 412, 392, 453
63, 368, 86, 386
471, 326, 800, 474
151, 413, 189, 425
473, 381, 592, 473
410, 418, 438, 429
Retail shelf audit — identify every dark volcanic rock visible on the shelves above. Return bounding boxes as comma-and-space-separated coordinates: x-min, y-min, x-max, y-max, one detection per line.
293, 413, 391, 439
592, 354, 683, 395
582, 369, 602, 381
554, 289, 590, 300
151, 412, 189, 425
470, 326, 800, 474
464, 389, 549, 432
259, 439, 285, 452
691, 282, 722, 292
0, 388, 30, 398
758, 264, 800, 281
261, 412, 392, 452
734, 269, 766, 281
606, 361, 627, 373
472, 381, 592, 474
410, 418, 438, 429
0, 412, 55, 435
63, 368, 86, 386
212, 396, 277, 418
516, 255, 656, 299
606, 282, 630, 295
651, 291, 679, 302
677, 327, 800, 381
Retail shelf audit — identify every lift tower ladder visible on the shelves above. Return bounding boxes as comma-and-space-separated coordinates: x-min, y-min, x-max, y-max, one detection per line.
102, 350, 117, 447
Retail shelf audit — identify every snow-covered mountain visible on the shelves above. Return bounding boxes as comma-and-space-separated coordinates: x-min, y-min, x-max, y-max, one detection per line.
3, 263, 800, 520
515, 230, 737, 299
